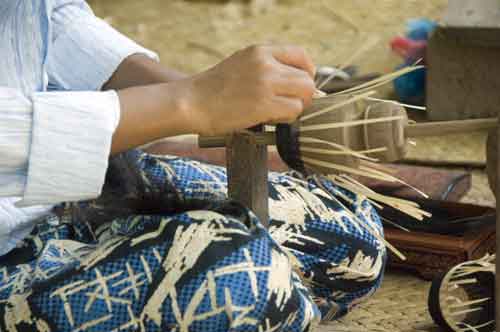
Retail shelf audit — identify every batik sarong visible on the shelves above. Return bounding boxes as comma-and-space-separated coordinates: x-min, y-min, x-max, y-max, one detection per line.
0, 150, 386, 332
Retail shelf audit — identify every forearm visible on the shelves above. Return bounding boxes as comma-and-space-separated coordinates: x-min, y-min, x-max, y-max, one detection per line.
107, 45, 316, 155
111, 80, 194, 154
103, 54, 187, 90
101, 53, 193, 154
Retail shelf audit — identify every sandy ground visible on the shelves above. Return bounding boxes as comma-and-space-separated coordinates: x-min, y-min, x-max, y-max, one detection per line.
88, 0, 494, 206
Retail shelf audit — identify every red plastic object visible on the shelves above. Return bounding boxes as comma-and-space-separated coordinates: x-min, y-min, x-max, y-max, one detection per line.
390, 36, 428, 63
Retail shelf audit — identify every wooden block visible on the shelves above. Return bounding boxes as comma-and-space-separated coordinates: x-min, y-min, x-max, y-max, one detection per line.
496, 116, 500, 325
226, 128, 269, 227
427, 27, 500, 120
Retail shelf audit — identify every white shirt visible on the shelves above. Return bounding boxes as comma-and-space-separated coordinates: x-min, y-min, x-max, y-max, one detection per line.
0, 0, 158, 255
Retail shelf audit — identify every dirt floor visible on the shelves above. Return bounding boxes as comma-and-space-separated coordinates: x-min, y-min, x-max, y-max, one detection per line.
89, 0, 494, 206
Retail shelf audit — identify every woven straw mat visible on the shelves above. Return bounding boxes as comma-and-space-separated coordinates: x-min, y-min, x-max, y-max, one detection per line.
321, 271, 444, 332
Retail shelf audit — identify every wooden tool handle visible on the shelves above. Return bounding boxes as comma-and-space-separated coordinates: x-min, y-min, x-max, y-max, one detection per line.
199, 132, 276, 148
405, 118, 497, 138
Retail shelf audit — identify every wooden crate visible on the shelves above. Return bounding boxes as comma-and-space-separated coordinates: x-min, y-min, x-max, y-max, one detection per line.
426, 0, 500, 120
380, 199, 496, 280
386, 223, 495, 280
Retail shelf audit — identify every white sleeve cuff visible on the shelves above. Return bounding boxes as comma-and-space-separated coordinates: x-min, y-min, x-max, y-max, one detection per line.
47, 10, 159, 91
16, 90, 121, 207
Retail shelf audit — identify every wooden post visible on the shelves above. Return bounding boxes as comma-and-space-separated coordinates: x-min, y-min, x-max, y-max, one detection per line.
427, 0, 500, 121
226, 126, 269, 227
496, 116, 500, 329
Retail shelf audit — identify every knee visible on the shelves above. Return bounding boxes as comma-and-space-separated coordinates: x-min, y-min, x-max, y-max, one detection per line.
187, 225, 320, 332
136, 210, 321, 331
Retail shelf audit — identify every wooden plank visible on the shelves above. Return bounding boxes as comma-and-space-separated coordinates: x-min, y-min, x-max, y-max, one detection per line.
405, 118, 497, 137
226, 128, 269, 227
198, 132, 275, 148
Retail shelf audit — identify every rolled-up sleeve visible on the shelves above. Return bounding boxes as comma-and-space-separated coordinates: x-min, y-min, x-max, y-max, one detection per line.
47, 0, 159, 91
0, 87, 120, 207
0, 1, 160, 207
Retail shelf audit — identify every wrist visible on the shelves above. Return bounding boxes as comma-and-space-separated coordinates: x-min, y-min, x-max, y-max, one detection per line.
170, 75, 210, 136
157, 78, 200, 136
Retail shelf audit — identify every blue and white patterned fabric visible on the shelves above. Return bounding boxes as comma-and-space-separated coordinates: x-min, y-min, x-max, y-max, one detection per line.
0, 0, 157, 255
0, 151, 386, 331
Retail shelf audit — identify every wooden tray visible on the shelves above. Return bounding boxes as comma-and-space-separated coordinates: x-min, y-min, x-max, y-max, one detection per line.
383, 200, 496, 280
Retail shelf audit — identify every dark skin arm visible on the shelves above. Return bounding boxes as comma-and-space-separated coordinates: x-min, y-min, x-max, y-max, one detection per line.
103, 54, 204, 159
103, 54, 287, 170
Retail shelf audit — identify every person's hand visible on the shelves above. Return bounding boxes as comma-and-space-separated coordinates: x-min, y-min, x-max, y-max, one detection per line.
183, 45, 316, 136
112, 45, 315, 153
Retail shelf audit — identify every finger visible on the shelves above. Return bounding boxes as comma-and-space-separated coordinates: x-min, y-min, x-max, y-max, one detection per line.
271, 64, 316, 108
270, 45, 316, 79
267, 96, 304, 124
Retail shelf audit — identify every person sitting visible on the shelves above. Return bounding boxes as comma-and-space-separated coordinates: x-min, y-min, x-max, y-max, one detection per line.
0, 1, 386, 331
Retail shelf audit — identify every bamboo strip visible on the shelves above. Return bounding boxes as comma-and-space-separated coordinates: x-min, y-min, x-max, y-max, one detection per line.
313, 89, 327, 98
300, 115, 405, 132
451, 268, 492, 280
336, 185, 428, 221
460, 320, 494, 331
299, 136, 387, 161
302, 157, 397, 182
312, 175, 406, 260
331, 66, 424, 96
344, 75, 420, 97
449, 298, 490, 309
301, 90, 376, 121
381, 217, 411, 232
338, 174, 422, 208
449, 278, 478, 286
300, 146, 379, 162
363, 96, 427, 111
358, 165, 429, 199
332, 175, 429, 220
311, 175, 363, 234
449, 307, 482, 317
368, 199, 385, 210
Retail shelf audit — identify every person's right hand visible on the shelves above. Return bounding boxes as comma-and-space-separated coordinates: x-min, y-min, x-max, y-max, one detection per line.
182, 45, 316, 136
112, 45, 316, 154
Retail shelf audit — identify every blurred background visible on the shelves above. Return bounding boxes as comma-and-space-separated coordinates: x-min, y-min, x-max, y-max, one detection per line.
88, 0, 445, 74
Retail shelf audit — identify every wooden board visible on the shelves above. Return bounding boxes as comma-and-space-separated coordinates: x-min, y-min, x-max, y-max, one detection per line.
226, 129, 269, 227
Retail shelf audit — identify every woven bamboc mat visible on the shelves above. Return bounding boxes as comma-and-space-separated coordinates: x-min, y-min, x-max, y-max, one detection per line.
322, 271, 444, 332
